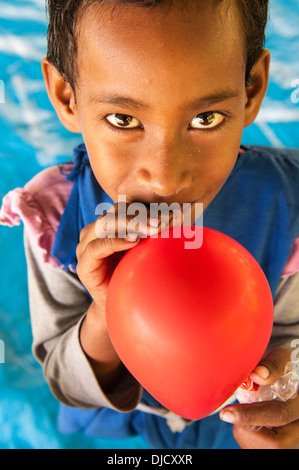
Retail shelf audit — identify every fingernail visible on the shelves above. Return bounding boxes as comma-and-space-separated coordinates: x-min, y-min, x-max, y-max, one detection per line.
220, 411, 236, 424
252, 365, 270, 380
126, 233, 139, 242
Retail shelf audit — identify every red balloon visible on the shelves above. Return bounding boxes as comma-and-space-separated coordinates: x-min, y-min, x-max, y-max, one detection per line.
106, 226, 273, 419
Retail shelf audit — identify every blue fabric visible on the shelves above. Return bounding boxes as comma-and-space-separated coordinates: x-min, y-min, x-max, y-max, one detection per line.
204, 145, 299, 297
51, 143, 299, 449
51, 144, 114, 271
58, 390, 240, 449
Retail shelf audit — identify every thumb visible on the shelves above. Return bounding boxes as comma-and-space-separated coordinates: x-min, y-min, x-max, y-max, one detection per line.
249, 347, 291, 385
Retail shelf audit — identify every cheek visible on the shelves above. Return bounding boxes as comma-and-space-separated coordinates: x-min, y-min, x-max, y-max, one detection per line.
85, 141, 134, 199
195, 134, 241, 199
200, 159, 233, 195
76, 108, 128, 184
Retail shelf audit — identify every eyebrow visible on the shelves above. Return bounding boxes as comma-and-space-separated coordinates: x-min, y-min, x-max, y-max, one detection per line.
89, 93, 149, 111
89, 89, 240, 111
181, 90, 240, 111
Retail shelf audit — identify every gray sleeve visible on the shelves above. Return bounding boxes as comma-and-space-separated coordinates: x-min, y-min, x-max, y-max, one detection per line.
24, 230, 142, 411
268, 272, 299, 353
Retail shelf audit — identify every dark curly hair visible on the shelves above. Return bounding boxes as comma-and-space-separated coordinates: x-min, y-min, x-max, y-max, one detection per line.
46, 0, 269, 91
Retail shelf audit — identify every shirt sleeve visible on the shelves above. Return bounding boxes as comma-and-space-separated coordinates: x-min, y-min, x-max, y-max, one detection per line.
268, 271, 299, 353
24, 229, 142, 411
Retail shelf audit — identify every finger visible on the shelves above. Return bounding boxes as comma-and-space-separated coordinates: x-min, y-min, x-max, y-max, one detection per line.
158, 206, 181, 229
79, 221, 95, 244
233, 419, 299, 449
250, 348, 291, 385
220, 393, 299, 428
95, 205, 164, 241
168, 201, 203, 229
77, 211, 148, 259
77, 234, 140, 279
76, 236, 141, 303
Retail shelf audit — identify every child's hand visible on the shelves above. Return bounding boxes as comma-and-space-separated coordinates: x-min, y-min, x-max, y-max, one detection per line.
76, 202, 165, 309
220, 348, 299, 449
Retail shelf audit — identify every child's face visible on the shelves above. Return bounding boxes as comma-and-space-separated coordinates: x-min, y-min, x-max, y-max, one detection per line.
51, 2, 268, 212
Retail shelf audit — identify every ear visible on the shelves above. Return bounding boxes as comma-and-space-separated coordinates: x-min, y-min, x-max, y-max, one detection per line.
41, 57, 81, 133
244, 49, 271, 128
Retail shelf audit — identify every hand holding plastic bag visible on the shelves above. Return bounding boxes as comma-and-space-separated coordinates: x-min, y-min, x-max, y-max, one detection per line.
236, 360, 299, 404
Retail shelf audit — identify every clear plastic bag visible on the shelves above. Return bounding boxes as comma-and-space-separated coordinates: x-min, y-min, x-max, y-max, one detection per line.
235, 360, 299, 404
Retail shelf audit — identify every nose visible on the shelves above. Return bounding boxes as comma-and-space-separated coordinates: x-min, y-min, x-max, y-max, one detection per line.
135, 136, 193, 197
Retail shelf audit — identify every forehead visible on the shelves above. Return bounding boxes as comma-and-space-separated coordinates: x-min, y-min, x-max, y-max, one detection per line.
75, 1, 245, 99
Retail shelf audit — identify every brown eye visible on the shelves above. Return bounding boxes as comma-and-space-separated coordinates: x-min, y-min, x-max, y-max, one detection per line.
190, 112, 224, 129
106, 114, 141, 129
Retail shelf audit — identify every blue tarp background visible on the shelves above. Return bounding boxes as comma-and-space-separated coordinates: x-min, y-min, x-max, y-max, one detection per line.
0, 0, 298, 449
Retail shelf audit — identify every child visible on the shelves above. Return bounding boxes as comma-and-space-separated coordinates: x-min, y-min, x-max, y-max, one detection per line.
1, 0, 299, 449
